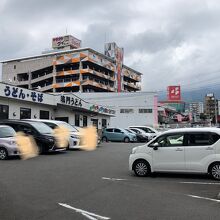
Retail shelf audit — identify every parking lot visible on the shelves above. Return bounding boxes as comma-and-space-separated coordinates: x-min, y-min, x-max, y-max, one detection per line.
0, 142, 220, 220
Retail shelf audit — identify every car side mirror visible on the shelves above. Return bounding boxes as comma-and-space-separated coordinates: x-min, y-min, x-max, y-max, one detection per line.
152, 143, 159, 150
24, 129, 32, 135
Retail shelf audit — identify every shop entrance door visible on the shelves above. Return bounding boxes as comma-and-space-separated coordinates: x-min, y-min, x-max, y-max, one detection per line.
91, 119, 98, 129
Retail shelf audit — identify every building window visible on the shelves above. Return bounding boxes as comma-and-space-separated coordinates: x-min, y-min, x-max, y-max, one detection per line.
139, 109, 153, 113
75, 114, 80, 126
40, 110, 49, 119
120, 109, 134, 113
91, 119, 98, 129
14, 65, 16, 69
20, 108, 31, 119
55, 117, 69, 123
83, 115, 87, 127
0, 105, 9, 119
102, 119, 107, 128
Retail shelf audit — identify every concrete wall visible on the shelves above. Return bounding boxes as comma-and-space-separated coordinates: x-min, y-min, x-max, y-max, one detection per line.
2, 56, 53, 83
77, 92, 158, 128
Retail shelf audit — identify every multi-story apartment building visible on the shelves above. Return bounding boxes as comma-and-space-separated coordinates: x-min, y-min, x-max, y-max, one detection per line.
1, 36, 141, 93
204, 93, 217, 120
189, 102, 204, 115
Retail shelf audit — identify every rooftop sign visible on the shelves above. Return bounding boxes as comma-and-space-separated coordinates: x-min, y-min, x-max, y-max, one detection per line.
52, 35, 81, 49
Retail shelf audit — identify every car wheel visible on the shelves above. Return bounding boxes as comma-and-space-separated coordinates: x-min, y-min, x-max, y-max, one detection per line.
102, 137, 108, 142
210, 163, 220, 180
97, 138, 101, 145
0, 147, 8, 160
133, 160, 151, 177
124, 137, 130, 143
38, 144, 45, 154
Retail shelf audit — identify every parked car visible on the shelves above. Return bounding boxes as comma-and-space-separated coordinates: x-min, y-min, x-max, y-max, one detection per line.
128, 127, 153, 141
129, 126, 159, 139
0, 125, 19, 160
102, 128, 137, 143
26, 120, 80, 149
129, 128, 220, 180
71, 124, 102, 146
0, 120, 65, 153
129, 126, 160, 139
125, 129, 148, 142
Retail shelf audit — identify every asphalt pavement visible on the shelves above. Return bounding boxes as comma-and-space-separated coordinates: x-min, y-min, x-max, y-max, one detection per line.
0, 142, 220, 220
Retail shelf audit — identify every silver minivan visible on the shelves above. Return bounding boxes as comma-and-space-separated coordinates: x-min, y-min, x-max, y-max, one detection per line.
0, 125, 19, 160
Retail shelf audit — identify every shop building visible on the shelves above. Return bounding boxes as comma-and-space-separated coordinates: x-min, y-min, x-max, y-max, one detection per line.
76, 92, 158, 128
0, 83, 115, 129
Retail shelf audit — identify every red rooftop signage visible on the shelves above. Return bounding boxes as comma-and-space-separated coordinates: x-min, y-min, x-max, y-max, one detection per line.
167, 86, 181, 101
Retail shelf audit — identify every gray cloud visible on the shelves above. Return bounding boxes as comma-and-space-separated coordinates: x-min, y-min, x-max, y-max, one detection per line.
1, 0, 220, 92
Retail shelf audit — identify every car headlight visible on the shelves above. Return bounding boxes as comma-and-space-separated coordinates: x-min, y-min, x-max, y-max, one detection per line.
10, 140, 16, 145
131, 147, 137, 154
71, 135, 80, 139
48, 138, 54, 143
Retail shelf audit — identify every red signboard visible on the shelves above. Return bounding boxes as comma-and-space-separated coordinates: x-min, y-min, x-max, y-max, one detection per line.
167, 86, 181, 101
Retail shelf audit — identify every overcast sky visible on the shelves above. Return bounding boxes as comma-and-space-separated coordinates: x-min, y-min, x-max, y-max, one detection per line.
1, 0, 220, 92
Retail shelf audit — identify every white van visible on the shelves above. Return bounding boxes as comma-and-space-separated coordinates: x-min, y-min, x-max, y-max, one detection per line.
129, 128, 220, 180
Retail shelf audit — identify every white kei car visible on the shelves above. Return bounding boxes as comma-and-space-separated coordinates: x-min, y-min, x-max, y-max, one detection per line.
129, 127, 220, 180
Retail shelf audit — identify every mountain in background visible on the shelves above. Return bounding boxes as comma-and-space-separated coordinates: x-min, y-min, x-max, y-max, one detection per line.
158, 87, 220, 103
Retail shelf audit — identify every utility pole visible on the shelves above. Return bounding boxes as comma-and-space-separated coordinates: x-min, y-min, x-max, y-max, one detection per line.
215, 97, 218, 126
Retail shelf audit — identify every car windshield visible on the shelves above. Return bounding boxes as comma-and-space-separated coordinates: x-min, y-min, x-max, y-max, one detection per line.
149, 127, 158, 133
138, 127, 156, 133
0, 126, 16, 138
123, 128, 133, 134
30, 122, 53, 134
125, 129, 133, 133
56, 122, 78, 132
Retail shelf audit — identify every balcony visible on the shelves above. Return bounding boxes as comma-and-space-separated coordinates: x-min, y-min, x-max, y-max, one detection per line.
80, 68, 115, 82
81, 79, 115, 92
38, 84, 53, 92
53, 80, 80, 89
17, 79, 29, 86
123, 81, 141, 90
56, 70, 80, 77
122, 69, 141, 82
31, 72, 54, 84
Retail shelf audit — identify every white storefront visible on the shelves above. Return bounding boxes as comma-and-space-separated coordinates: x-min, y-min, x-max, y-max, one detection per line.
0, 83, 115, 129
77, 92, 158, 128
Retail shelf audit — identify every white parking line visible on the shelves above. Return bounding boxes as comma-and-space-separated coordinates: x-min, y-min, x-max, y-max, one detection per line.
187, 194, 220, 203
180, 181, 220, 185
58, 203, 110, 220
82, 212, 100, 220
102, 177, 127, 181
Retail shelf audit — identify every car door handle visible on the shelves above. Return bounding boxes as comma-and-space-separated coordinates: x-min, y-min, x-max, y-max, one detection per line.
175, 148, 183, 151
206, 147, 213, 150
